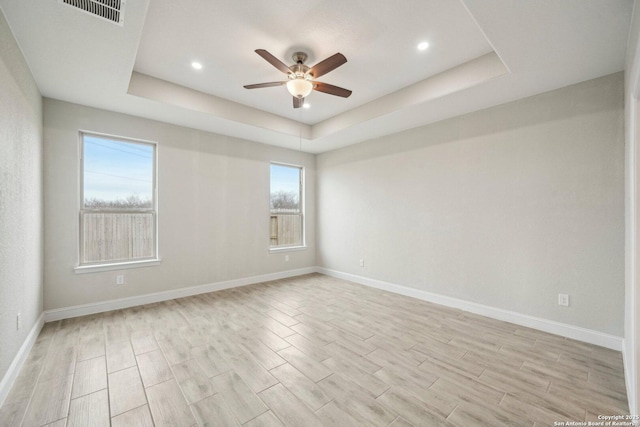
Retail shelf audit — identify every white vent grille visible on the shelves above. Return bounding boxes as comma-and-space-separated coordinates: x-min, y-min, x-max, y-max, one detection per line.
59, 0, 125, 25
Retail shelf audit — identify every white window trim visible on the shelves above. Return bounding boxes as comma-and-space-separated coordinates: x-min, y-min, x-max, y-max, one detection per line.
77, 131, 160, 272
74, 259, 162, 274
269, 161, 306, 251
269, 245, 307, 253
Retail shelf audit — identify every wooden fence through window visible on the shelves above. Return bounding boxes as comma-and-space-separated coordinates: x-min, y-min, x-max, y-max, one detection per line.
82, 212, 154, 263
82, 210, 300, 262
270, 211, 302, 247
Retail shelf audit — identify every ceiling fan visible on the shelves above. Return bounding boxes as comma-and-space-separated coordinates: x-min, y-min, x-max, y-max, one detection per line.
244, 49, 352, 108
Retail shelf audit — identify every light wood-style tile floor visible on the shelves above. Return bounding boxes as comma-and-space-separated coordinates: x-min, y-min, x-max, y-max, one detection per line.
0, 273, 629, 426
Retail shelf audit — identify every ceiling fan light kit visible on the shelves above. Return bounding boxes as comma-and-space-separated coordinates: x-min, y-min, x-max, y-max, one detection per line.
244, 49, 352, 108
287, 78, 313, 98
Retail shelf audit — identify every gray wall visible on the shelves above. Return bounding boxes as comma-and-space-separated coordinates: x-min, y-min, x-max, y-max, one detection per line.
43, 99, 316, 310
624, 0, 640, 415
317, 72, 625, 336
0, 11, 44, 380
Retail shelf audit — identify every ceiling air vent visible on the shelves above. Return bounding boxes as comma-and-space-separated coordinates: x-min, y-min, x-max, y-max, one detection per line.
59, 0, 125, 26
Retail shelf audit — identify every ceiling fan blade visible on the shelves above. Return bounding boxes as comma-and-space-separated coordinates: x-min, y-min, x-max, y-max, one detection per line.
313, 82, 352, 98
255, 49, 291, 74
293, 97, 304, 109
308, 53, 347, 78
244, 82, 286, 89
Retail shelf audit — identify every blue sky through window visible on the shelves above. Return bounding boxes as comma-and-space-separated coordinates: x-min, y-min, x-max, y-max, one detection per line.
83, 135, 153, 204
270, 164, 301, 211
270, 164, 300, 195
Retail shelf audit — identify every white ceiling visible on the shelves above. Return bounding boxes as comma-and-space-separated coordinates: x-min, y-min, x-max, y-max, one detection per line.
0, 0, 633, 153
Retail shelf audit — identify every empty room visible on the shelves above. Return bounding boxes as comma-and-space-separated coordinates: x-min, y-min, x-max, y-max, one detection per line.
1, 0, 640, 426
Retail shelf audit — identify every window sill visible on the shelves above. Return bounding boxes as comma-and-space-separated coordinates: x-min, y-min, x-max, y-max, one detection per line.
269, 246, 307, 253
74, 259, 162, 274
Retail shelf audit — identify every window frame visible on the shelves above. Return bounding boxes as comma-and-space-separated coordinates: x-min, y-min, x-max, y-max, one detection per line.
74, 131, 160, 273
269, 161, 306, 252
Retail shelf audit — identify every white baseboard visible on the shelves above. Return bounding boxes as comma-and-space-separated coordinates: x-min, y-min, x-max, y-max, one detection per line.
0, 313, 44, 407
44, 267, 316, 322
623, 342, 638, 419
317, 267, 624, 351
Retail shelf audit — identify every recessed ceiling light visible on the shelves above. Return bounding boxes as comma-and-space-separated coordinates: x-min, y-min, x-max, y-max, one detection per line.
417, 41, 429, 51
303, 103, 310, 109
191, 62, 203, 70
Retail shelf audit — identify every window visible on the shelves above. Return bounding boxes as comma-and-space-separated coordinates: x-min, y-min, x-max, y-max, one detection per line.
270, 163, 304, 249
79, 132, 157, 267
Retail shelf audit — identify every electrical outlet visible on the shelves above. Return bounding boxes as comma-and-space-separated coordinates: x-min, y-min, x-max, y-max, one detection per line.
359, 259, 364, 267
285, 255, 289, 262
558, 293, 569, 307
16, 313, 20, 330
116, 274, 125, 285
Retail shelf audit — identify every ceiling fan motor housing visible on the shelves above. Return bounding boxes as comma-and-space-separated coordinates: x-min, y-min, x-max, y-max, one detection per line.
291, 52, 308, 64
288, 54, 313, 98
289, 63, 312, 78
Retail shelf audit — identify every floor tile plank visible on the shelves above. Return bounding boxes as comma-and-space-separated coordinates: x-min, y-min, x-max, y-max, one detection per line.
238, 339, 287, 371
146, 379, 196, 427
130, 329, 160, 355
191, 393, 241, 426
277, 346, 332, 383
77, 333, 105, 361
172, 359, 216, 404
269, 363, 332, 411
211, 370, 268, 424
108, 366, 147, 416
322, 356, 389, 397
111, 404, 155, 427
22, 374, 74, 426
258, 384, 325, 427
314, 401, 360, 426
137, 349, 173, 388
447, 401, 534, 427
192, 344, 231, 378
376, 387, 455, 427
106, 340, 137, 373
317, 373, 397, 427
0, 399, 29, 427
72, 355, 107, 398
38, 346, 77, 383
226, 352, 278, 393
67, 388, 110, 427
242, 410, 285, 427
